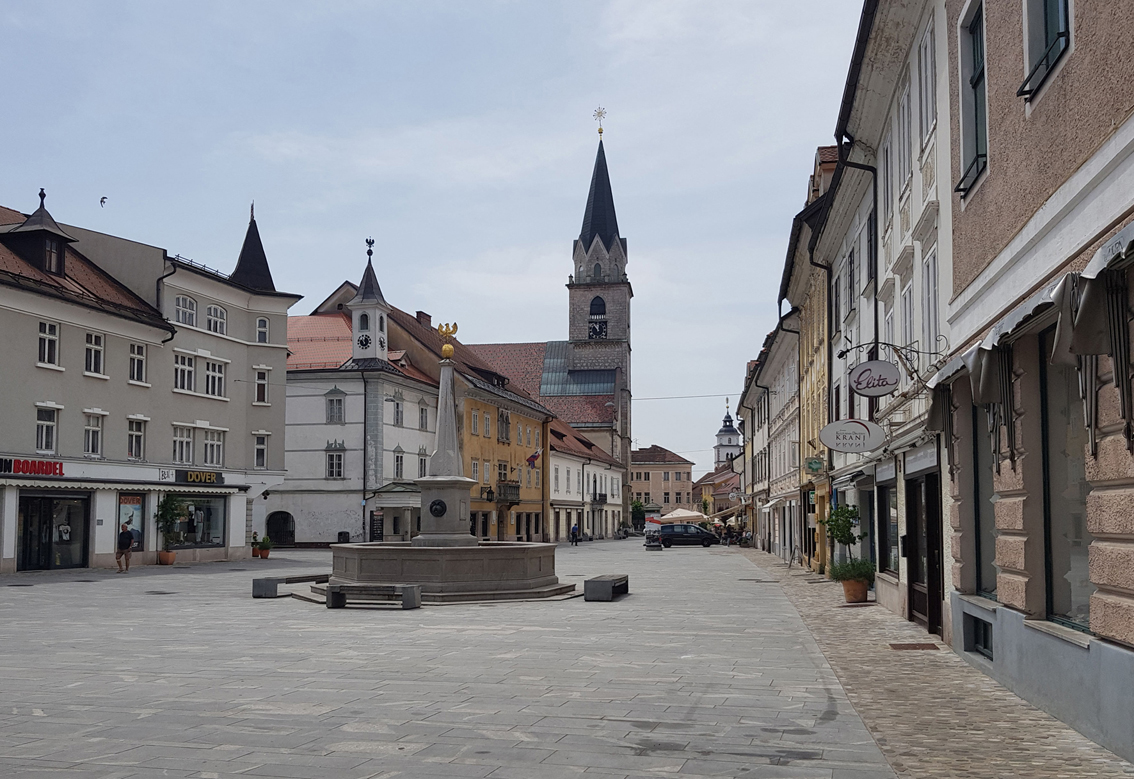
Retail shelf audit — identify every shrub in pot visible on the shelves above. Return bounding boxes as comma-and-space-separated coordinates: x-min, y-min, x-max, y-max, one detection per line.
251, 532, 261, 557
828, 558, 876, 603
258, 535, 272, 559
154, 494, 184, 565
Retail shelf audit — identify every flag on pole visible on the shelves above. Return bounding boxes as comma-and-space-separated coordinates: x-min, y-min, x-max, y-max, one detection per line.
527, 450, 540, 468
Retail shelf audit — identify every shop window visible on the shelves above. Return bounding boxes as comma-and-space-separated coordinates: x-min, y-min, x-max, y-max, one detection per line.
174, 354, 195, 392
38, 322, 59, 366
254, 435, 268, 469
36, 408, 57, 453
256, 317, 269, 343
1039, 328, 1094, 631
205, 305, 227, 335
168, 496, 226, 548
85, 333, 104, 375
118, 494, 144, 551
202, 429, 224, 467
129, 344, 146, 383
974, 406, 999, 598
127, 419, 146, 460
877, 484, 899, 573
326, 452, 344, 479
254, 370, 269, 404
175, 295, 197, 326
83, 414, 103, 457
173, 426, 194, 464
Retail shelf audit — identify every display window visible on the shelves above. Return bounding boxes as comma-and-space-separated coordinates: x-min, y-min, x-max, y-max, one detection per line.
118, 494, 145, 550
169, 495, 227, 548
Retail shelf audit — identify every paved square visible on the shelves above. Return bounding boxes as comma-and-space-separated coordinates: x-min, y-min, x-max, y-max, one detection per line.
0, 542, 893, 779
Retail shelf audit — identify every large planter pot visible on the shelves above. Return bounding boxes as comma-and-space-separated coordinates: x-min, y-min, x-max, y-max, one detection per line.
252, 547, 261, 558
157, 550, 176, 566
259, 549, 270, 559
841, 579, 869, 603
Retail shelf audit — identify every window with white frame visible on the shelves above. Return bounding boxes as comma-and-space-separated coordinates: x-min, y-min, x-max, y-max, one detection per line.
554, 466, 560, 492
202, 429, 224, 466
884, 308, 895, 361
847, 248, 856, 308
418, 456, 427, 478
326, 396, 344, 424
831, 274, 841, 327
172, 426, 194, 464
128, 419, 145, 460
472, 460, 479, 482
918, 22, 937, 143
1020, 0, 1070, 99
394, 401, 404, 427
566, 467, 572, 494
419, 406, 428, 431
516, 424, 522, 445
205, 305, 227, 335
897, 80, 912, 189
499, 462, 509, 483
957, 4, 988, 193
922, 248, 940, 350
36, 408, 57, 453
204, 361, 225, 397
394, 452, 404, 479
472, 409, 480, 435
483, 461, 489, 483
256, 317, 269, 343
881, 134, 893, 221
38, 322, 58, 366
901, 282, 915, 348
535, 429, 540, 447
254, 435, 267, 468
483, 412, 490, 437
254, 370, 269, 403
535, 470, 540, 488
85, 333, 104, 375
174, 354, 195, 391
129, 343, 146, 383
326, 451, 344, 479
175, 296, 197, 326
526, 426, 532, 447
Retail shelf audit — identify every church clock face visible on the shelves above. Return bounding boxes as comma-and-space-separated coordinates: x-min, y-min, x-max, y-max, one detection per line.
357, 334, 372, 349
379, 336, 386, 349
588, 320, 608, 340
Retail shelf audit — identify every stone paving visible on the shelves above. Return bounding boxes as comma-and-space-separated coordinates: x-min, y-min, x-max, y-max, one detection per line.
740, 548, 1134, 779
0, 542, 894, 779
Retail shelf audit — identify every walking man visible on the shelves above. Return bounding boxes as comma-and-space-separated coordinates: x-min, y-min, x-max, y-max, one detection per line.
570, 523, 579, 546
116, 523, 134, 573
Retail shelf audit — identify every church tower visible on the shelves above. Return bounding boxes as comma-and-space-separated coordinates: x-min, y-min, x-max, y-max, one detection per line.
714, 401, 743, 466
348, 239, 391, 363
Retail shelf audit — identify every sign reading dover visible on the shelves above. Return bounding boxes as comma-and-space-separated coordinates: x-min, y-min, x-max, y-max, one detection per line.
175, 470, 224, 485
819, 419, 886, 453
848, 360, 902, 397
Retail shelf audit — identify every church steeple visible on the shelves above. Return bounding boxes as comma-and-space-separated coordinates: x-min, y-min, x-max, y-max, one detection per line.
229, 203, 277, 292
349, 237, 390, 362
579, 140, 622, 253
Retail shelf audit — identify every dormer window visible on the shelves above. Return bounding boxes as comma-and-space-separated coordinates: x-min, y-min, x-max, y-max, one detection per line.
359, 313, 370, 331
45, 239, 62, 275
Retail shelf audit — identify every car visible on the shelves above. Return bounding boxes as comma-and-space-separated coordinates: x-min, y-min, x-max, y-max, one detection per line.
658, 523, 720, 548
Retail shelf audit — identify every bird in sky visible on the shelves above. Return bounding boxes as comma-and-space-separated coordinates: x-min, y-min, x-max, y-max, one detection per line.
100, 197, 107, 207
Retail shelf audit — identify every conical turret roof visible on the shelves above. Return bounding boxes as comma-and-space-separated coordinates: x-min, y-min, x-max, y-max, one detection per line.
349, 259, 388, 306
10, 189, 75, 242
579, 140, 621, 252
229, 206, 276, 292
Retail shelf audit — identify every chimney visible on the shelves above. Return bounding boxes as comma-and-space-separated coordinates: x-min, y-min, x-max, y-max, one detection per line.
416, 311, 432, 328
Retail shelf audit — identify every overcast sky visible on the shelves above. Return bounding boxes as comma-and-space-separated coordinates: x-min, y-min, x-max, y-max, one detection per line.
1, 0, 860, 478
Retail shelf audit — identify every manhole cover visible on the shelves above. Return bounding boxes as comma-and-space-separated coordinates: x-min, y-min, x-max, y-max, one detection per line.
889, 643, 940, 650
145, 590, 178, 595
7, 584, 33, 587
73, 579, 97, 583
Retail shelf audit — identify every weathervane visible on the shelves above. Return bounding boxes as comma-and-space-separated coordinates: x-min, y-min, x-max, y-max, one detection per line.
366, 236, 374, 260
437, 322, 458, 359
593, 106, 606, 138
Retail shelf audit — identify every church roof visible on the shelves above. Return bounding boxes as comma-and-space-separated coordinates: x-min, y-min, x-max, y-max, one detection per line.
717, 412, 739, 436
229, 208, 276, 292
579, 140, 622, 252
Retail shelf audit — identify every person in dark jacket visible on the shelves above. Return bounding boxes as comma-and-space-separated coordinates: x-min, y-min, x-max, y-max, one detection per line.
570, 524, 580, 546
116, 523, 134, 573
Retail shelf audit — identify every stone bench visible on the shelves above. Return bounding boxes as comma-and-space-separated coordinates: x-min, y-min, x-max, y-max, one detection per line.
584, 574, 629, 602
325, 583, 422, 610
252, 574, 330, 598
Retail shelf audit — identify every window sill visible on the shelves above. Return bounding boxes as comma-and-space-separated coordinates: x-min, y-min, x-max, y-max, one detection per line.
83, 371, 110, 380
172, 388, 229, 402
36, 362, 64, 372
128, 380, 152, 388
35, 450, 57, 456
958, 593, 999, 612
251, 402, 271, 407
1024, 618, 1092, 649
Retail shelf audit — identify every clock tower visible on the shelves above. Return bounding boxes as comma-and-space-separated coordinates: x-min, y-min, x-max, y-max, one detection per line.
348, 239, 390, 363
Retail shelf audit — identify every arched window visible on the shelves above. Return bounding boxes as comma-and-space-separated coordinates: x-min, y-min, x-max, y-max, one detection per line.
359, 313, 370, 331
589, 297, 606, 317
593, 262, 602, 280
256, 317, 269, 343
174, 296, 197, 326
205, 305, 227, 335
379, 314, 385, 332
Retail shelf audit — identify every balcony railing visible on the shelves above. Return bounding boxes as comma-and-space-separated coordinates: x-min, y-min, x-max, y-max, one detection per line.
591, 492, 608, 504
495, 481, 521, 504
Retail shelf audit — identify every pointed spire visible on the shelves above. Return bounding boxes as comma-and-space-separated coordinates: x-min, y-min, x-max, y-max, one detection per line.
11, 188, 75, 242
229, 204, 277, 291
351, 237, 388, 305
579, 140, 621, 252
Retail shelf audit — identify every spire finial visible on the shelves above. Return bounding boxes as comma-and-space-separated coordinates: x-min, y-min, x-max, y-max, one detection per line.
437, 322, 458, 359
593, 106, 606, 138
250, 200, 254, 221
38, 188, 46, 208
366, 236, 374, 260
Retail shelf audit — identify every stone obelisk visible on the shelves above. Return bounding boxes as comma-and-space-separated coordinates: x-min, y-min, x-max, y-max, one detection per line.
412, 330, 478, 547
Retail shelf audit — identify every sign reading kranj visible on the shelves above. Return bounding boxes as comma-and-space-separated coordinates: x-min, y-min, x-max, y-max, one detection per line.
819, 419, 886, 453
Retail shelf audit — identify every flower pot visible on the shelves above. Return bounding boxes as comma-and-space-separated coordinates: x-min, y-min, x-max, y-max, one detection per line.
157, 550, 176, 565
259, 549, 270, 559
841, 579, 868, 603
252, 547, 261, 557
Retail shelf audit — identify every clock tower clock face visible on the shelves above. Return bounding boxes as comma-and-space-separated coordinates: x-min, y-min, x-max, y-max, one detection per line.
357, 334, 372, 349
588, 320, 608, 340
379, 336, 386, 349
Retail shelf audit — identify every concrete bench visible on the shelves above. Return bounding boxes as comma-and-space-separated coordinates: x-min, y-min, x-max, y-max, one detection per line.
325, 583, 422, 610
584, 574, 629, 602
252, 574, 330, 598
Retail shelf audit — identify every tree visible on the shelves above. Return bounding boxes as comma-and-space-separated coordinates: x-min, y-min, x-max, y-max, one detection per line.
630, 499, 645, 528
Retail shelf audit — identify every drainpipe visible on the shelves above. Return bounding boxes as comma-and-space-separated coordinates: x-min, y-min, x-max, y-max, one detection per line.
157, 258, 178, 344
361, 372, 369, 541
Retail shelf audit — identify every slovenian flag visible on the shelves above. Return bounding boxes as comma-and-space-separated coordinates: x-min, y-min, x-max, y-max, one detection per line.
527, 450, 540, 468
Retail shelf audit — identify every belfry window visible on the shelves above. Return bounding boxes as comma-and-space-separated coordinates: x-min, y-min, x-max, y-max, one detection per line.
588, 297, 607, 340
593, 262, 602, 280
359, 313, 369, 331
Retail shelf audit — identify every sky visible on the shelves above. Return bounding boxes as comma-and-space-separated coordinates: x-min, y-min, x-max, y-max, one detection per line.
0, 0, 861, 479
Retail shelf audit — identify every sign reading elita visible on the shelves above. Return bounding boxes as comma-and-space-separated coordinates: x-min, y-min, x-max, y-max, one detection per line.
0, 457, 64, 476
848, 360, 902, 397
819, 419, 886, 453
175, 470, 225, 485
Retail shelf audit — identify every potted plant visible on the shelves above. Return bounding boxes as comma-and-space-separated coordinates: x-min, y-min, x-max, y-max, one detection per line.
818, 505, 874, 603
251, 532, 261, 558
154, 493, 184, 565
258, 535, 272, 559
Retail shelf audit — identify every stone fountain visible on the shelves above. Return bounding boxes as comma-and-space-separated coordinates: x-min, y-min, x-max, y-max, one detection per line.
326, 333, 574, 603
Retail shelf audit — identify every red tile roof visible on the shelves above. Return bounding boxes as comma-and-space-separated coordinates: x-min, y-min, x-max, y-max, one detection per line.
632, 445, 694, 465
549, 418, 620, 467
0, 207, 25, 225
466, 342, 546, 398
817, 145, 839, 163
287, 312, 353, 370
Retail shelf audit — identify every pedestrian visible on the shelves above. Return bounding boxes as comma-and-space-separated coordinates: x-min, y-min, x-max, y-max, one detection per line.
116, 523, 134, 573
570, 524, 579, 546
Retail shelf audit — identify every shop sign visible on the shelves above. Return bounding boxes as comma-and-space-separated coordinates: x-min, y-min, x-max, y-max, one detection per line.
0, 457, 64, 476
805, 457, 824, 474
819, 419, 886, 453
848, 360, 902, 397
174, 470, 225, 485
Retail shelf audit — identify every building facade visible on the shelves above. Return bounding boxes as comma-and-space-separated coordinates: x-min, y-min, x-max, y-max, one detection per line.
548, 418, 625, 541
0, 196, 296, 571
629, 446, 694, 521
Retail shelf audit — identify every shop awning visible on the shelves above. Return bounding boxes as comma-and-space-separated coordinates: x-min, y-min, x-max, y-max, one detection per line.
760, 498, 782, 512
832, 470, 865, 488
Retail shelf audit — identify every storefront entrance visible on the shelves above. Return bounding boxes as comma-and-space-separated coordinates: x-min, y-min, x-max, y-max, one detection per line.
17, 494, 90, 571
906, 471, 943, 634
